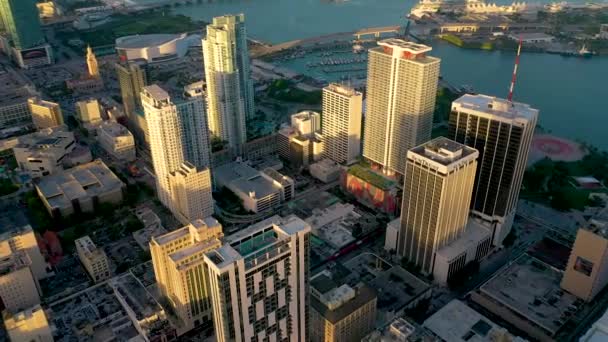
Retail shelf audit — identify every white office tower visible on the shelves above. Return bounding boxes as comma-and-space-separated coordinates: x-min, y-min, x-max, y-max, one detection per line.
322, 83, 363, 165
449, 94, 538, 245
150, 218, 223, 334
204, 215, 311, 342
398, 137, 478, 274
203, 14, 253, 154
141, 83, 212, 224
362, 39, 440, 176
169, 162, 214, 224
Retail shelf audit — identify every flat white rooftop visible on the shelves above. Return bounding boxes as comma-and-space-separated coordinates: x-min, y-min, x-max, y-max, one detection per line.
436, 219, 491, 261
142, 84, 170, 102
452, 93, 539, 122
377, 38, 432, 54
116, 33, 186, 49
424, 299, 523, 342
409, 137, 478, 168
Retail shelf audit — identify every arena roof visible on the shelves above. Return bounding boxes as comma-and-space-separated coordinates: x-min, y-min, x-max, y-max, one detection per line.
116, 33, 187, 49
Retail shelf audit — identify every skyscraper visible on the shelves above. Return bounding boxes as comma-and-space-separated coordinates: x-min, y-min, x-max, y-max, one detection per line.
141, 83, 212, 223
202, 14, 253, 154
398, 137, 478, 273
449, 94, 538, 245
203, 215, 311, 342
86, 45, 99, 78
168, 162, 214, 224
322, 83, 363, 165
115, 60, 148, 144
150, 218, 223, 334
362, 39, 440, 176
0, 0, 51, 69
0, 0, 44, 50
115, 60, 147, 120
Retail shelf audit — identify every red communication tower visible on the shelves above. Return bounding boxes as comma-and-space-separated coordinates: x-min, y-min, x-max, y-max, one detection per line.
507, 37, 523, 102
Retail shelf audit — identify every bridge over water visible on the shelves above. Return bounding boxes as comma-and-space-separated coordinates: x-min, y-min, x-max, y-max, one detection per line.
251, 25, 404, 57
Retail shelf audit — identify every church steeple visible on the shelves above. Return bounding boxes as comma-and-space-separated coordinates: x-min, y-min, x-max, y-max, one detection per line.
86, 45, 99, 78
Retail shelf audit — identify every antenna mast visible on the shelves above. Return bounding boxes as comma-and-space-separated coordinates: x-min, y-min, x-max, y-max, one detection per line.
507, 37, 522, 102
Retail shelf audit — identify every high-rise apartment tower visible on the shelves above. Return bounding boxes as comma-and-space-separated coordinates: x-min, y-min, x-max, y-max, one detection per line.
204, 215, 311, 342
202, 14, 254, 154
322, 83, 363, 165
141, 83, 212, 224
362, 39, 440, 176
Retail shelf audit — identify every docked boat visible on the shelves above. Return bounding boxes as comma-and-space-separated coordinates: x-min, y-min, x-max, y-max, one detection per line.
578, 45, 592, 58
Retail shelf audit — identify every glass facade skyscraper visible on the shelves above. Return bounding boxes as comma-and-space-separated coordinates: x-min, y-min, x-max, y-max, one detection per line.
0, 0, 44, 49
449, 94, 538, 245
203, 14, 254, 154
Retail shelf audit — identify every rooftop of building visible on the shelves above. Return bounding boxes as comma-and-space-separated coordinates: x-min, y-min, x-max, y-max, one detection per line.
478, 254, 581, 335
75, 235, 102, 256
152, 217, 221, 246
214, 161, 286, 200
311, 282, 376, 324
142, 84, 171, 102
306, 203, 359, 249
324, 83, 362, 97
115, 33, 187, 49
347, 163, 396, 190
109, 273, 166, 322
342, 253, 431, 315
310, 158, 341, 171
452, 93, 539, 122
409, 137, 478, 167
0, 224, 35, 241
423, 299, 524, 342
14, 125, 73, 150
263, 167, 293, 186
0, 251, 31, 277
370, 266, 431, 313
97, 120, 133, 138
207, 215, 310, 269
210, 13, 245, 27
362, 317, 438, 342
291, 110, 319, 121
28, 97, 60, 109
169, 237, 221, 266
36, 159, 125, 209
435, 219, 491, 261
47, 283, 140, 341
583, 219, 608, 239
3, 304, 48, 329
377, 38, 433, 54
134, 207, 162, 229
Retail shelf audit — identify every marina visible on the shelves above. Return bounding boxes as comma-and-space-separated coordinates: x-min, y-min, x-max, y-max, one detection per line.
118, 0, 608, 151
